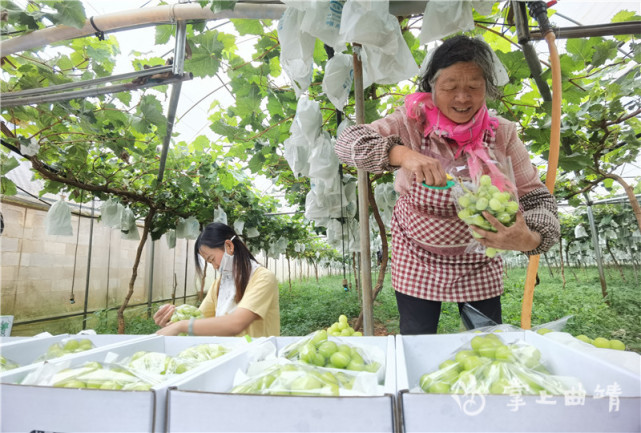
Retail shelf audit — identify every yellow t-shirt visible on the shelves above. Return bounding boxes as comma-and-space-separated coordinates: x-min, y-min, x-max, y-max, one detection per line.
199, 266, 280, 338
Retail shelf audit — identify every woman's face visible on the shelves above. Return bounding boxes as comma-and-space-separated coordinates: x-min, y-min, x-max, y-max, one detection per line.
199, 242, 232, 270
433, 61, 487, 124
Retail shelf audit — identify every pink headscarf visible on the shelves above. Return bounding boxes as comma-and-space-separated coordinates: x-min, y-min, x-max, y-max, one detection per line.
405, 92, 512, 191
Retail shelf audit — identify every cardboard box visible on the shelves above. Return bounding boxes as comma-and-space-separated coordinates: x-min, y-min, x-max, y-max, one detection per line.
0, 335, 250, 433
0, 333, 150, 375
166, 335, 396, 432
396, 332, 641, 432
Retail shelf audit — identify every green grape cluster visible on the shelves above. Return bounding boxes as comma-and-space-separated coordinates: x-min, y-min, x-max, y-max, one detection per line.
456, 175, 519, 258
575, 334, 626, 350
537, 328, 627, 350
282, 330, 380, 373
170, 304, 203, 322
51, 361, 153, 390
419, 334, 572, 396
43, 338, 94, 360
326, 314, 363, 337
231, 363, 359, 396
0, 355, 20, 373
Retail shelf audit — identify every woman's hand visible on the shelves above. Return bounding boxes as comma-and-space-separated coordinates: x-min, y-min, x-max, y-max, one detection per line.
153, 304, 175, 328
155, 320, 185, 336
472, 212, 541, 253
389, 146, 448, 186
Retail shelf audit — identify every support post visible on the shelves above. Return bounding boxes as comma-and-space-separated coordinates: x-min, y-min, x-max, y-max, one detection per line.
352, 44, 374, 336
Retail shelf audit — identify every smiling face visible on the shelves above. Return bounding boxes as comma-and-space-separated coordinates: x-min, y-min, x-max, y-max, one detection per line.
433, 61, 487, 124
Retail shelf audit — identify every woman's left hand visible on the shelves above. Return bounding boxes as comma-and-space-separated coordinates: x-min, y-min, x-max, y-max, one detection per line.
155, 321, 184, 336
471, 212, 541, 252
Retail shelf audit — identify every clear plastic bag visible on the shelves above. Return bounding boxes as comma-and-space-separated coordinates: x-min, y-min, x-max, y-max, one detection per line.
279, 330, 385, 382
21, 360, 154, 391
38, 337, 95, 361
231, 358, 379, 396
531, 315, 574, 334
450, 156, 519, 258
417, 333, 581, 396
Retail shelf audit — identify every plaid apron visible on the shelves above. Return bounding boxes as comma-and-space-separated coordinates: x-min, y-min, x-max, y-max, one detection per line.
390, 156, 505, 303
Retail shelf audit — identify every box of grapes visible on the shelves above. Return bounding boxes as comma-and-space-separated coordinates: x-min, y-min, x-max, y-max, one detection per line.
166, 335, 396, 432
396, 332, 640, 432
0, 333, 150, 375
0, 335, 252, 433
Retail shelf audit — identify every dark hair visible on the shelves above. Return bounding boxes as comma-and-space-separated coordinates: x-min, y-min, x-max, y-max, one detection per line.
194, 222, 257, 303
419, 35, 501, 99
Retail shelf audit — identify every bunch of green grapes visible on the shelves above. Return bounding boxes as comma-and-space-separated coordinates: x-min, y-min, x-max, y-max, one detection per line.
327, 314, 363, 337
456, 174, 519, 258
575, 334, 626, 350
419, 334, 572, 396
170, 304, 203, 322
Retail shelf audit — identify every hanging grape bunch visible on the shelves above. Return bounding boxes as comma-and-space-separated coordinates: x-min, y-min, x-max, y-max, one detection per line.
456, 175, 519, 258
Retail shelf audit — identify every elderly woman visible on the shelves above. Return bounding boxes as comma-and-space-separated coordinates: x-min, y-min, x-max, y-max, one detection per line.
335, 35, 560, 334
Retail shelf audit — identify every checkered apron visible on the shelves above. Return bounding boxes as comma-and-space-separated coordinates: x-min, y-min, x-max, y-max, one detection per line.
390, 170, 505, 303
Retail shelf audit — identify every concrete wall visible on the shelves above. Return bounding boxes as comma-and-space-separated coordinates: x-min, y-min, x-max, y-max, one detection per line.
1, 198, 328, 330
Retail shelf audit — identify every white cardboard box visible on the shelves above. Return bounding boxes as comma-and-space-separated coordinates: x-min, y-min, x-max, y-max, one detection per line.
166, 335, 396, 432
396, 332, 641, 432
0, 333, 149, 375
0, 335, 250, 433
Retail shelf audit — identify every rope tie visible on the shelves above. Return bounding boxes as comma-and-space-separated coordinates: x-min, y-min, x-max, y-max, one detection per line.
89, 16, 105, 41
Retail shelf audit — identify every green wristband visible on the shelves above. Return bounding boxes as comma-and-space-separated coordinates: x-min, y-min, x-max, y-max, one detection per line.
188, 317, 196, 336
422, 180, 456, 190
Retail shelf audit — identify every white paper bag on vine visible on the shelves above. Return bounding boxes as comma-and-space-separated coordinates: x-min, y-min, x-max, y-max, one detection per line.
213, 205, 227, 225
45, 199, 73, 236
322, 53, 353, 111
233, 219, 245, 236
284, 130, 310, 178
339, 0, 397, 53
308, 132, 340, 185
300, 0, 346, 51
246, 226, 260, 238
120, 207, 140, 240
176, 216, 199, 240
278, 7, 316, 96
419, 1, 475, 44
348, 218, 361, 253
166, 229, 176, 249
304, 187, 330, 224
359, 29, 418, 85
100, 198, 123, 228
294, 96, 323, 147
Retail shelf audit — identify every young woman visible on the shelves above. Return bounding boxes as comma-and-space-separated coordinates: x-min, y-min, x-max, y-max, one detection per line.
155, 222, 280, 337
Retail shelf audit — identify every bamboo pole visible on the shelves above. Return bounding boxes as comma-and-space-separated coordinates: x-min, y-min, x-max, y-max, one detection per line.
352, 44, 374, 336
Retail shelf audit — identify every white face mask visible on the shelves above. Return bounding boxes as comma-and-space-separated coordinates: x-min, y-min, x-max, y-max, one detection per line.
219, 251, 234, 275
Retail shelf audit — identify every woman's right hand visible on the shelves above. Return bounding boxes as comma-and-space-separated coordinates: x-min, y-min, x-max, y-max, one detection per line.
153, 304, 176, 328
389, 145, 447, 186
